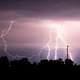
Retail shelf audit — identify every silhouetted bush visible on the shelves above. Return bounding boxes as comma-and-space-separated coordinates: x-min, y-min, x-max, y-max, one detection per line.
0, 56, 80, 75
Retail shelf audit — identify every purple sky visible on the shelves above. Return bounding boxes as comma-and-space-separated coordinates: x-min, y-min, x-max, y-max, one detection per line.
0, 0, 80, 61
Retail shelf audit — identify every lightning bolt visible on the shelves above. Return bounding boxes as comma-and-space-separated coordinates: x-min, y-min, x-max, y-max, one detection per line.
0, 20, 15, 58
38, 23, 73, 61
46, 29, 52, 60
0, 20, 27, 59
54, 35, 58, 60
0, 20, 73, 61
58, 33, 73, 60
38, 28, 53, 60
54, 25, 73, 60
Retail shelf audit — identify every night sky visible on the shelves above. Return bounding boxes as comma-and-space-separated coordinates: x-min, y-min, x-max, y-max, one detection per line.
0, 0, 80, 20
0, 0, 80, 63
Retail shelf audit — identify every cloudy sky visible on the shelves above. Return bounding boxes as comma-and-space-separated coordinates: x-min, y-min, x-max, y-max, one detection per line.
0, 0, 80, 19
0, 0, 80, 61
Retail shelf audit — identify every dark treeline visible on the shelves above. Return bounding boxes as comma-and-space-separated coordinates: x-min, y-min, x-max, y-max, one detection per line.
0, 56, 80, 77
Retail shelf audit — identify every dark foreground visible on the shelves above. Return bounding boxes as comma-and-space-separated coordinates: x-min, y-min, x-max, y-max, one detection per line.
0, 56, 80, 78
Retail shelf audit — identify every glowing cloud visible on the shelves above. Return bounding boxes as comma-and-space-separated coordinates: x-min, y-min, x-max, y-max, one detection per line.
38, 20, 73, 60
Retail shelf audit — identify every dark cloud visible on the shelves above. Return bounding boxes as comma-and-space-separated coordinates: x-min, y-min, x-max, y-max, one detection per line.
0, 0, 80, 10
0, 0, 80, 19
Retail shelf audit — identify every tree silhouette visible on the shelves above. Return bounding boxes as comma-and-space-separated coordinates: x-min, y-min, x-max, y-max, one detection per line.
0, 55, 79, 76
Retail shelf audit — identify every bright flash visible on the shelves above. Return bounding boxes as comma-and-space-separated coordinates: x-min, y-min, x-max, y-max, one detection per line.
39, 20, 73, 60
